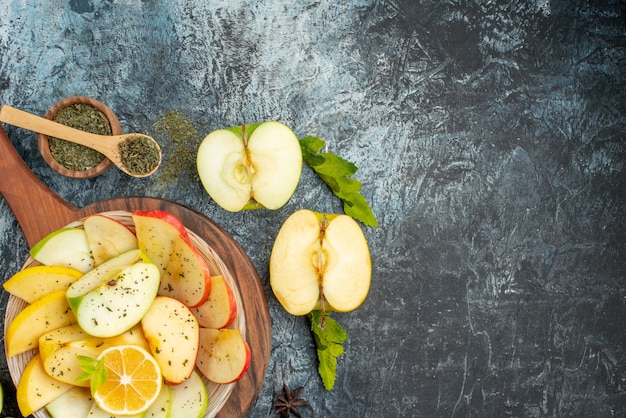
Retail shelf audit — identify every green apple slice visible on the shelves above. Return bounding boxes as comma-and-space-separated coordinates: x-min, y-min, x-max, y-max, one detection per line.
67, 249, 160, 337
197, 121, 302, 212
30, 228, 94, 273
169, 370, 208, 418
46, 386, 93, 418
144, 384, 172, 418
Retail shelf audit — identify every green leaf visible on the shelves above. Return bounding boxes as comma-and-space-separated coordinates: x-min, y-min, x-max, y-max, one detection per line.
309, 310, 348, 390
300, 136, 378, 227
76, 355, 108, 393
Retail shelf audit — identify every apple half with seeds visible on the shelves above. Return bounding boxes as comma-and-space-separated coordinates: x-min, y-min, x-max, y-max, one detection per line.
196, 121, 303, 212
270, 209, 372, 316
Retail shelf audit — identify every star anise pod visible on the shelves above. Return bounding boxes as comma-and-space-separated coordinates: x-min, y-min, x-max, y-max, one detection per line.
275, 384, 310, 418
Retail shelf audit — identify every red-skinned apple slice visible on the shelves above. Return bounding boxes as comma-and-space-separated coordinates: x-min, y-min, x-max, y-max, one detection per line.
195, 328, 250, 384
83, 214, 138, 265
191, 275, 237, 329
141, 296, 200, 384
132, 210, 191, 276
161, 235, 211, 307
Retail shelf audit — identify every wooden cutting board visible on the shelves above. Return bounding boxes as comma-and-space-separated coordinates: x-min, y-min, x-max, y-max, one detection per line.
0, 125, 271, 417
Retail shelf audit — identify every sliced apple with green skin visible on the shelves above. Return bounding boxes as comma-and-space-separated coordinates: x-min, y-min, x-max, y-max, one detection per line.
144, 384, 172, 418
46, 386, 94, 418
67, 249, 160, 338
270, 209, 371, 316
169, 370, 208, 418
141, 296, 200, 384
3, 265, 83, 304
195, 328, 250, 384
83, 214, 138, 266
30, 227, 94, 273
39, 324, 149, 386
17, 353, 74, 417
197, 121, 303, 212
87, 402, 144, 418
161, 234, 211, 307
132, 210, 191, 276
6, 289, 76, 357
191, 275, 237, 329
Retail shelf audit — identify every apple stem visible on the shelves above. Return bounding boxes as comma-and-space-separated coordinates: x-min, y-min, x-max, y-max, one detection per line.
241, 123, 248, 147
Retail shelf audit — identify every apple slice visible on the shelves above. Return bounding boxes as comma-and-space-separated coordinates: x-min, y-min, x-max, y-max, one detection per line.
270, 209, 371, 316
30, 227, 94, 273
191, 275, 237, 329
3, 265, 83, 304
39, 324, 149, 386
144, 384, 172, 418
46, 386, 93, 418
87, 402, 144, 418
6, 289, 76, 357
169, 370, 208, 418
66, 249, 160, 337
17, 354, 74, 417
132, 210, 191, 276
196, 121, 303, 212
195, 328, 250, 384
83, 214, 138, 265
161, 234, 211, 307
141, 296, 200, 384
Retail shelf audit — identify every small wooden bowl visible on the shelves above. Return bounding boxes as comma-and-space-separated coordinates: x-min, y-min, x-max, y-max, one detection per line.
38, 96, 122, 178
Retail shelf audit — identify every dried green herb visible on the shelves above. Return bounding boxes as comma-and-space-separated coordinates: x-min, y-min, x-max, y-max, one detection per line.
151, 110, 205, 189
118, 135, 160, 175
49, 103, 111, 171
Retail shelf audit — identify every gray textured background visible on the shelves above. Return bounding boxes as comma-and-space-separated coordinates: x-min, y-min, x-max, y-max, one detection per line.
1, 1, 625, 417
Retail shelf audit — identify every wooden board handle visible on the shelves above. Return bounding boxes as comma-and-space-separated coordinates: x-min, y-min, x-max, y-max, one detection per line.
0, 124, 78, 247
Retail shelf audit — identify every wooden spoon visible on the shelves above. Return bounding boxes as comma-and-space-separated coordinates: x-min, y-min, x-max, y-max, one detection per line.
0, 105, 162, 177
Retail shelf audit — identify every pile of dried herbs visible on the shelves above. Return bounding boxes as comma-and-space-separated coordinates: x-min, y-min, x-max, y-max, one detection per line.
150, 110, 205, 190
49, 103, 111, 171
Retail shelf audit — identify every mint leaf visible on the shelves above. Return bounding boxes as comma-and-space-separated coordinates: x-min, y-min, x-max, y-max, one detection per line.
300, 136, 378, 227
309, 310, 348, 390
76, 355, 108, 393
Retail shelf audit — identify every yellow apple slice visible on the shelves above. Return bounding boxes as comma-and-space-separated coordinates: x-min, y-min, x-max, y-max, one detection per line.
270, 209, 371, 316
196, 121, 302, 212
17, 353, 73, 417
39, 323, 149, 386
6, 289, 76, 357
3, 265, 83, 304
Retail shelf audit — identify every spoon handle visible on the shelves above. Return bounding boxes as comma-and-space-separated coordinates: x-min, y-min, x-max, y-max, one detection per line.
0, 105, 105, 149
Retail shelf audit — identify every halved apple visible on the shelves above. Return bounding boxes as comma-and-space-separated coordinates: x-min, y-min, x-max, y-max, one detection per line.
3, 265, 83, 304
196, 121, 303, 212
195, 328, 250, 384
270, 209, 371, 316
30, 228, 94, 273
161, 234, 211, 307
191, 275, 237, 329
66, 249, 160, 337
83, 214, 138, 265
17, 354, 73, 417
6, 289, 76, 357
169, 370, 208, 418
132, 210, 191, 276
141, 296, 200, 384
